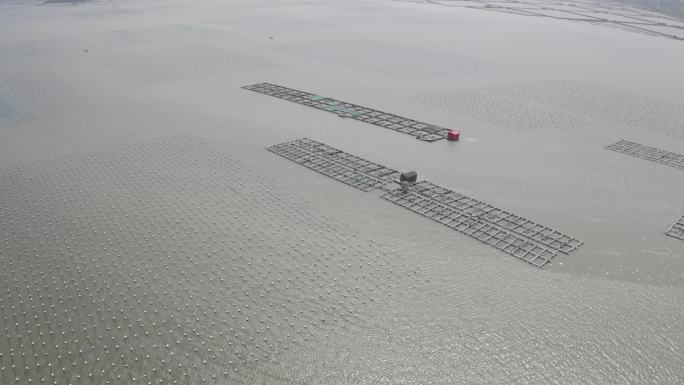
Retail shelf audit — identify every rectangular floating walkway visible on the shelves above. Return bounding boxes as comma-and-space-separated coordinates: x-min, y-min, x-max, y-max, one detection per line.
268, 138, 400, 192
269, 138, 582, 267
666, 215, 684, 241
244, 83, 449, 142
606, 140, 684, 171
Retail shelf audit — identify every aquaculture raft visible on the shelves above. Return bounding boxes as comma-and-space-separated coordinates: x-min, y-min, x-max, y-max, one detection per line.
268, 138, 399, 192
269, 138, 583, 268
606, 140, 684, 171
245, 83, 450, 142
666, 215, 684, 241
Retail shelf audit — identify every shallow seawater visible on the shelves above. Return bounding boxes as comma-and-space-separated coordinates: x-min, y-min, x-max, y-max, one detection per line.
0, 0, 683, 383
0, 136, 427, 384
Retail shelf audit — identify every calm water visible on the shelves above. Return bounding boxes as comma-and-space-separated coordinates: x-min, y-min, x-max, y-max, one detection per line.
0, 0, 683, 383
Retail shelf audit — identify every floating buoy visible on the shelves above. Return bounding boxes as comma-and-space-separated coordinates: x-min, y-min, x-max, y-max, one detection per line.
447, 130, 460, 141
